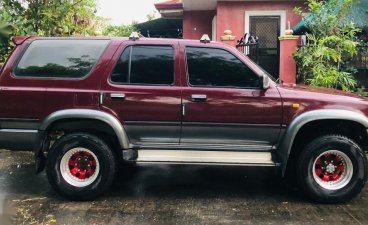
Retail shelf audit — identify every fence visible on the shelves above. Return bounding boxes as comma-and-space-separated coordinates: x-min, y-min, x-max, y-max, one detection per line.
236, 34, 259, 63
236, 43, 259, 63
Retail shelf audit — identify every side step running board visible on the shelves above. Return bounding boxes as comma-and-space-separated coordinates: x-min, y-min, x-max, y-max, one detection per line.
136, 150, 278, 166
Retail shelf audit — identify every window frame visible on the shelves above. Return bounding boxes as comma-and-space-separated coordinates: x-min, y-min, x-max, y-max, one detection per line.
184, 46, 261, 89
12, 39, 111, 80
109, 44, 176, 86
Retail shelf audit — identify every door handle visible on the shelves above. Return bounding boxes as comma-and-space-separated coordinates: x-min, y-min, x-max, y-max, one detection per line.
110, 93, 126, 100
191, 94, 207, 102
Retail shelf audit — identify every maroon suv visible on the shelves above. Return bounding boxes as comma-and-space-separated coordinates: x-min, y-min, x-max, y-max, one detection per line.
0, 35, 367, 202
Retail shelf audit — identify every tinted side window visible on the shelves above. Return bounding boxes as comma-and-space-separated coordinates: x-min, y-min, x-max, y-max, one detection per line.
111, 45, 174, 85
14, 40, 109, 78
186, 47, 259, 88
111, 46, 131, 83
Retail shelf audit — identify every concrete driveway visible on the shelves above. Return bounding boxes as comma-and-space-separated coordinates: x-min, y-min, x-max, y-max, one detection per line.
0, 150, 367, 225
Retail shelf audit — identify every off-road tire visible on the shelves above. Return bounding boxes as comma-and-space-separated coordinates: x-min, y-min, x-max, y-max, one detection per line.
46, 133, 116, 201
297, 135, 367, 203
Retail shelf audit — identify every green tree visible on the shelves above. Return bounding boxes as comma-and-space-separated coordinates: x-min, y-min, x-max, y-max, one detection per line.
146, 10, 158, 21
293, 0, 359, 91
0, 0, 99, 36
0, 22, 16, 66
101, 23, 138, 37
0, 0, 100, 65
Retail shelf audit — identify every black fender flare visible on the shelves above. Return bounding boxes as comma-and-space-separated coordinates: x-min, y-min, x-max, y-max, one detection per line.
278, 109, 368, 175
34, 109, 130, 173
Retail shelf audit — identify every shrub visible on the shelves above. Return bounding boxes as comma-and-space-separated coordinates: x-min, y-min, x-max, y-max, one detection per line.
294, 0, 360, 91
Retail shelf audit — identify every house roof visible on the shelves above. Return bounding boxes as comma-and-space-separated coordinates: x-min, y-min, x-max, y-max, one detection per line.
293, 0, 368, 35
154, 0, 183, 18
350, 0, 368, 29
156, 0, 305, 12
154, 0, 183, 10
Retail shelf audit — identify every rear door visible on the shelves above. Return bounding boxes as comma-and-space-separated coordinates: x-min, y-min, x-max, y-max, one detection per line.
100, 40, 182, 146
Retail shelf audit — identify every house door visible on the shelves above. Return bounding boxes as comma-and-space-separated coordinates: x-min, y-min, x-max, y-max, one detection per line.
250, 16, 280, 78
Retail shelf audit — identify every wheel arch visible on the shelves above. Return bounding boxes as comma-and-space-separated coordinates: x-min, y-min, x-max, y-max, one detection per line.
34, 109, 130, 173
279, 109, 368, 175
39, 109, 130, 149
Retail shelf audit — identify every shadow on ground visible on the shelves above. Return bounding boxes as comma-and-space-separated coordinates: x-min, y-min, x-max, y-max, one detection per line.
1, 150, 367, 225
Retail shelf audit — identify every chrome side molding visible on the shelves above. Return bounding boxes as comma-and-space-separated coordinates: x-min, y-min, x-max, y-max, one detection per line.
136, 150, 277, 166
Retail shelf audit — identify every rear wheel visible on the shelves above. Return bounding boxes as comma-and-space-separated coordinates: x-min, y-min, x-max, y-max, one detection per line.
46, 133, 116, 200
297, 135, 367, 203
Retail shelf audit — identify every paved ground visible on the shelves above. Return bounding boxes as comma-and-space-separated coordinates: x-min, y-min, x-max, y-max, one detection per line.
0, 150, 368, 225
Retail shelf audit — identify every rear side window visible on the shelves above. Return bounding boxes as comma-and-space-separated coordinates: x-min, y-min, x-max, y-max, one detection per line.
111, 45, 174, 85
14, 40, 109, 78
186, 47, 259, 88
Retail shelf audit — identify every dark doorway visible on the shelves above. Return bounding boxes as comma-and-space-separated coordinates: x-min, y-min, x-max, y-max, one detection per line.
250, 16, 280, 78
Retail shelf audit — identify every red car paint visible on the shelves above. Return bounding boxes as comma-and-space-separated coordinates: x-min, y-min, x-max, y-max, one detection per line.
1, 36, 367, 133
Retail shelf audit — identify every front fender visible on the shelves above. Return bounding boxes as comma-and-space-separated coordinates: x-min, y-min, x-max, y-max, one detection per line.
278, 109, 368, 175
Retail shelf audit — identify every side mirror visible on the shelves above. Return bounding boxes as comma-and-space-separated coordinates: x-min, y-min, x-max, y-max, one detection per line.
259, 74, 270, 89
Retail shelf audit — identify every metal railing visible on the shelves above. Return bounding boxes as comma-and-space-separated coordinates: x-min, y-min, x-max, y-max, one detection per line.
236, 43, 259, 62
236, 34, 259, 63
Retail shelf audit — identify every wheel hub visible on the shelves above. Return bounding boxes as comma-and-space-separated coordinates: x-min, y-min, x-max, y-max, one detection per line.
325, 163, 336, 174
312, 150, 353, 190
314, 152, 345, 182
68, 151, 97, 179
60, 147, 100, 187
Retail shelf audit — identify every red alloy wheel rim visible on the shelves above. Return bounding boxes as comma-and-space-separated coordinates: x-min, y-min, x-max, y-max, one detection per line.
314, 152, 345, 182
68, 151, 97, 180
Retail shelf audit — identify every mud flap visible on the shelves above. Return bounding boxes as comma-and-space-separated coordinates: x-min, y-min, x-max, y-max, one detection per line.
33, 131, 48, 174
35, 147, 46, 174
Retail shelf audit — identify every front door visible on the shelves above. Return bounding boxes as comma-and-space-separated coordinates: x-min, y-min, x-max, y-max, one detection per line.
250, 16, 280, 78
180, 46, 282, 151
101, 42, 182, 146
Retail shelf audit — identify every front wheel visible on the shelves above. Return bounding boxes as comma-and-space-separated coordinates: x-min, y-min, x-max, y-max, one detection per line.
46, 133, 116, 201
297, 135, 367, 203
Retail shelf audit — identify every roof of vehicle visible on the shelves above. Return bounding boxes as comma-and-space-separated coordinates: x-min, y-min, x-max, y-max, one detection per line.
13, 35, 266, 77
17, 35, 229, 47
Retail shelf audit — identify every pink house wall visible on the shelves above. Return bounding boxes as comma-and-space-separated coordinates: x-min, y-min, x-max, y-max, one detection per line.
182, 1, 304, 41
216, 1, 304, 41
181, 1, 305, 84
183, 10, 215, 39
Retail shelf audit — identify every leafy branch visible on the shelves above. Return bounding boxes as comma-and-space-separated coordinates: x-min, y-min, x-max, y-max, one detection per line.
293, 0, 360, 91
